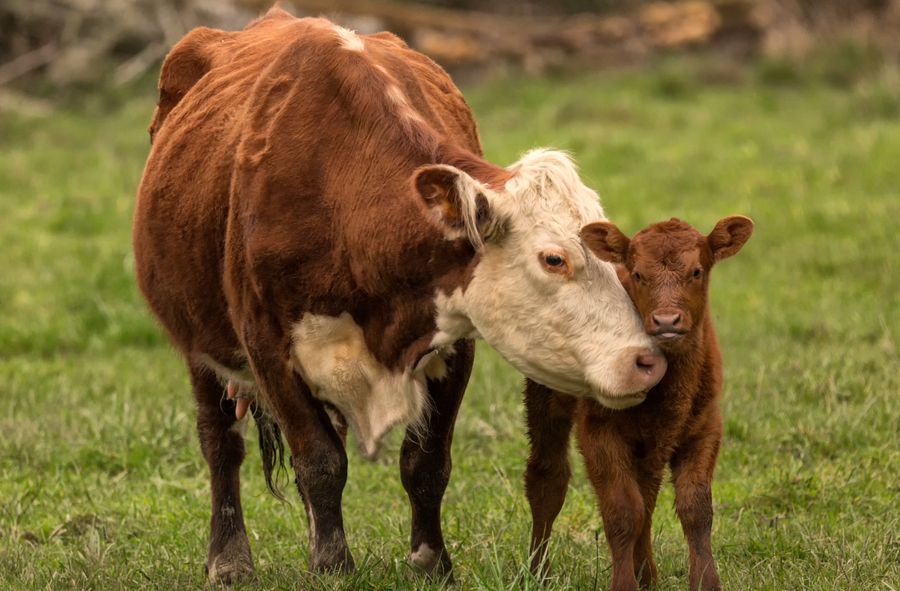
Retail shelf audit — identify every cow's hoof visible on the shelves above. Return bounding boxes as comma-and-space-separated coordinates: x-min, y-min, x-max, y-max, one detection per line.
207, 536, 254, 586
408, 543, 453, 582
310, 546, 355, 574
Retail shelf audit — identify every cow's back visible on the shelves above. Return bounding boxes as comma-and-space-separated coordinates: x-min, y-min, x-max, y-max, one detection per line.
134, 9, 482, 357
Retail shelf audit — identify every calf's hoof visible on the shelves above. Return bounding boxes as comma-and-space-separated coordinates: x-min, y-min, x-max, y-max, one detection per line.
207, 535, 255, 585
408, 543, 453, 582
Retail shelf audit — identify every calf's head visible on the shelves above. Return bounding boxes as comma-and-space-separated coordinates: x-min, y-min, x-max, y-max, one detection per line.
581, 216, 754, 353
417, 149, 666, 409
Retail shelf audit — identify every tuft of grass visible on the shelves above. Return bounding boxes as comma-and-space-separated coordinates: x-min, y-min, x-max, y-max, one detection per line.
1, 58, 898, 589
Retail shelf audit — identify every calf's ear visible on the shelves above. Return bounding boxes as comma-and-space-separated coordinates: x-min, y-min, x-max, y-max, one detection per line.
707, 215, 754, 262
615, 264, 631, 288
414, 164, 494, 249
580, 221, 630, 264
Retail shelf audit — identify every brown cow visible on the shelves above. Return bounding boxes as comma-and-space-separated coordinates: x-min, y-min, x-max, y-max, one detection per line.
133, 8, 666, 583
523, 216, 754, 591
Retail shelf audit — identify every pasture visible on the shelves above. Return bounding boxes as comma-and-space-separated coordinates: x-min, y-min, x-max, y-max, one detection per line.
1, 57, 898, 589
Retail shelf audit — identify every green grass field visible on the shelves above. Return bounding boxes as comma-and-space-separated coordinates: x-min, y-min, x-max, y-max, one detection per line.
1, 57, 898, 590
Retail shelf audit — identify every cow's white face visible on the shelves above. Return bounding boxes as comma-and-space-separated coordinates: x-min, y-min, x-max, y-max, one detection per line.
421, 149, 666, 408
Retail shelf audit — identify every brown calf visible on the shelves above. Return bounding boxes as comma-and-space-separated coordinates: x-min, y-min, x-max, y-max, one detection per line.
524, 216, 754, 591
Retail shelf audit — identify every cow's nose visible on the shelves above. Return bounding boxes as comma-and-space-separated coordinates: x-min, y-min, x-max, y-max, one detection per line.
652, 312, 682, 331
634, 349, 666, 390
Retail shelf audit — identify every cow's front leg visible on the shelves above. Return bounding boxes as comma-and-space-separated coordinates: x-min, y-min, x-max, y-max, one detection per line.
190, 364, 255, 584
244, 330, 354, 573
400, 339, 474, 579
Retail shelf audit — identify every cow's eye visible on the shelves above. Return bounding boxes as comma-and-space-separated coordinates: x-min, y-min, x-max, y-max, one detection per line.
692, 268, 703, 279
540, 250, 570, 275
545, 254, 564, 267
632, 272, 642, 282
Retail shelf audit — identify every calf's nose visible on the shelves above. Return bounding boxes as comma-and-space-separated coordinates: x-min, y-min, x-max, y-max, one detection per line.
652, 312, 682, 331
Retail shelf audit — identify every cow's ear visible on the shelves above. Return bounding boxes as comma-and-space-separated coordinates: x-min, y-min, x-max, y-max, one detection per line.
707, 215, 754, 262
581, 221, 630, 265
414, 164, 494, 248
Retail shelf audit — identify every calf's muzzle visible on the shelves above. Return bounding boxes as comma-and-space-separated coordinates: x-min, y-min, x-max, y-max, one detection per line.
649, 308, 687, 339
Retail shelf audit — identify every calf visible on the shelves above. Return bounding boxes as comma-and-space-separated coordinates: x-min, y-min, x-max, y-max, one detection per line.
524, 216, 754, 591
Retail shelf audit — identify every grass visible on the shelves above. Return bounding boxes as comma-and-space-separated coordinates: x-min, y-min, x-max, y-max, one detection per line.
1, 56, 898, 590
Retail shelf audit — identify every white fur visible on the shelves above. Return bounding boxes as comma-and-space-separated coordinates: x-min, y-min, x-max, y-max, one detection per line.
290, 312, 436, 459
194, 353, 255, 391
334, 25, 364, 52
194, 354, 255, 434
409, 542, 439, 571
385, 83, 425, 123
229, 414, 250, 437
433, 149, 658, 401
420, 164, 491, 247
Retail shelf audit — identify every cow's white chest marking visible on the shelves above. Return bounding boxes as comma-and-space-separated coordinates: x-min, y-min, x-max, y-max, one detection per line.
290, 312, 436, 458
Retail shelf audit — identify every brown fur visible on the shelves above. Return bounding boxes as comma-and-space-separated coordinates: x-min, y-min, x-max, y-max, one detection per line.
134, 9, 512, 581
524, 216, 753, 591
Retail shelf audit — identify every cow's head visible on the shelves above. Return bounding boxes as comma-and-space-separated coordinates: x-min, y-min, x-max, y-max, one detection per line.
417, 149, 666, 409
581, 216, 754, 354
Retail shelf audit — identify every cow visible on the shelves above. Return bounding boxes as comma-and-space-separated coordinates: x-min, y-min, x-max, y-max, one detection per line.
133, 8, 666, 583
523, 216, 754, 591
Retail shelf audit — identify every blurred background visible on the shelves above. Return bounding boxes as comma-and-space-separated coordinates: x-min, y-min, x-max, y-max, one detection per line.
3, 0, 900, 98
2, 1, 898, 590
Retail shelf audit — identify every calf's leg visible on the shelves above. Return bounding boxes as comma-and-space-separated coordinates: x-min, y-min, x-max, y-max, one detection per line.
523, 381, 575, 578
670, 414, 722, 591
577, 415, 644, 591
190, 364, 254, 584
244, 327, 354, 573
400, 339, 474, 579
632, 471, 663, 589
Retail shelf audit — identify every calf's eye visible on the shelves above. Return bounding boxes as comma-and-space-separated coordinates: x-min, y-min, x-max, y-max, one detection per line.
693, 268, 703, 279
632, 272, 642, 282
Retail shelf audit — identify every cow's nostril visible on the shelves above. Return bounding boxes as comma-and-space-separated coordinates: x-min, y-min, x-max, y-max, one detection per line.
672, 313, 682, 327
634, 351, 667, 389
636, 353, 659, 372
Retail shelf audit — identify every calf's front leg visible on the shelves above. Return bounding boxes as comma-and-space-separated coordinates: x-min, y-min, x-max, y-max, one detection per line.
670, 412, 723, 591
578, 412, 645, 591
523, 380, 576, 579
632, 471, 663, 589
400, 339, 474, 579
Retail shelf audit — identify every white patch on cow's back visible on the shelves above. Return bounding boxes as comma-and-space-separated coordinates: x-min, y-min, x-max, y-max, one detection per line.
385, 83, 425, 124
334, 25, 365, 52
290, 312, 432, 459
